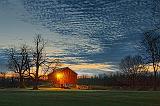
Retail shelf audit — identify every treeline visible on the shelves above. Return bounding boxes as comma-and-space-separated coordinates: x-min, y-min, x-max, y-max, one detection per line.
0, 77, 30, 88
0, 77, 48, 88
77, 72, 160, 90
78, 29, 160, 90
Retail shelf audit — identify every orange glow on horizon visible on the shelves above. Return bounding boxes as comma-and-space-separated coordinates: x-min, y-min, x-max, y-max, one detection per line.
61, 63, 111, 71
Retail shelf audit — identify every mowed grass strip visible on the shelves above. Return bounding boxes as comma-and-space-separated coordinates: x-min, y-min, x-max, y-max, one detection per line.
0, 90, 160, 106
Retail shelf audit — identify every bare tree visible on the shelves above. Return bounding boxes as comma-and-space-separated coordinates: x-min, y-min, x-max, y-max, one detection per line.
140, 31, 160, 90
119, 55, 144, 88
31, 34, 62, 90
7, 44, 30, 88
30, 34, 46, 90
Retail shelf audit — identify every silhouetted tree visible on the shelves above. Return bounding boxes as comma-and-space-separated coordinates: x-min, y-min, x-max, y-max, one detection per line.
119, 55, 144, 88
7, 45, 30, 88
31, 34, 46, 90
140, 31, 160, 90
31, 34, 61, 90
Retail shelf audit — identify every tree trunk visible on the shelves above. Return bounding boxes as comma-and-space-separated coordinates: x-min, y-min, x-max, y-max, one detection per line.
132, 74, 135, 89
33, 65, 39, 90
19, 74, 25, 88
153, 70, 157, 91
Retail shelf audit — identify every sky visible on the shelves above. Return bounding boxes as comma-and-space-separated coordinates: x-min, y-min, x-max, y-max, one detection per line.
0, 0, 159, 75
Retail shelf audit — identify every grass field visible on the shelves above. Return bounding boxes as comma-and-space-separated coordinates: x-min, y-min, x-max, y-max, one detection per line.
0, 89, 160, 106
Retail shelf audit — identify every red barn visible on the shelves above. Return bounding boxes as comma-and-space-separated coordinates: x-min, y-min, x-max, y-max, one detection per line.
48, 67, 77, 88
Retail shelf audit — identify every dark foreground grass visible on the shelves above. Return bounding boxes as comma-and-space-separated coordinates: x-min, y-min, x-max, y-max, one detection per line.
0, 90, 160, 106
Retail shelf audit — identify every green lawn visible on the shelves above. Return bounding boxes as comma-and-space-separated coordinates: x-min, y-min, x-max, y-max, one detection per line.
0, 89, 160, 106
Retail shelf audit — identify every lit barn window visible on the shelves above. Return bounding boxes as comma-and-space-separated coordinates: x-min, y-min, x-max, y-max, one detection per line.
56, 73, 63, 79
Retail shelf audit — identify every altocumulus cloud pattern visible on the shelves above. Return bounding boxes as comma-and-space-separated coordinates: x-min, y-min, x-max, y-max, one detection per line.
22, 0, 159, 64
0, 0, 160, 72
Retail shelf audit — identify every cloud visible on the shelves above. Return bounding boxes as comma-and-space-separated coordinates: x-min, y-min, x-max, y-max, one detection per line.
61, 63, 112, 71
0, 0, 159, 74
22, 0, 155, 65
56, 62, 114, 75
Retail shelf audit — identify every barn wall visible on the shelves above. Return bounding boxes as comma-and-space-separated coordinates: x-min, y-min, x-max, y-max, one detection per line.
48, 68, 77, 88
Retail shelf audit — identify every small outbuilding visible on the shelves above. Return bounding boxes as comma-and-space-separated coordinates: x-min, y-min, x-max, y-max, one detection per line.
48, 67, 77, 88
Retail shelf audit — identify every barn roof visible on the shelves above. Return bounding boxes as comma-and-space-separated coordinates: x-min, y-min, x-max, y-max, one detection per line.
48, 67, 77, 76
